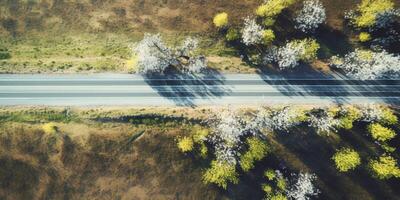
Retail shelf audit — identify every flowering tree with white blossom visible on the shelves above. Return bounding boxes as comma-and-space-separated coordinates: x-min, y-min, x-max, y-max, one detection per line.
330, 49, 400, 79
295, 0, 326, 33
242, 17, 265, 46
308, 108, 339, 135
206, 108, 250, 165
287, 173, 320, 200
264, 39, 320, 69
133, 33, 207, 74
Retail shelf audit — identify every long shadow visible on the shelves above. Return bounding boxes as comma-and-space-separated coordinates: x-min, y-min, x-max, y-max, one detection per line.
142, 68, 231, 106
273, 126, 400, 200
256, 63, 400, 105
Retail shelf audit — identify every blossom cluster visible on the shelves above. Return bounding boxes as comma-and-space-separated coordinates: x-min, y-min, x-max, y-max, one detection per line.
134, 34, 207, 74
295, 0, 326, 33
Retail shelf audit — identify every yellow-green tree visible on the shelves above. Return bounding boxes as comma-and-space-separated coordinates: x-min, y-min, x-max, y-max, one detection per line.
354, 0, 394, 28
226, 28, 240, 41
203, 160, 239, 189
338, 106, 361, 130
177, 137, 194, 153
263, 29, 276, 45
368, 123, 396, 142
359, 32, 371, 42
299, 39, 320, 61
256, 0, 297, 18
332, 148, 361, 172
369, 155, 400, 179
213, 12, 229, 28
240, 137, 269, 171
380, 107, 398, 125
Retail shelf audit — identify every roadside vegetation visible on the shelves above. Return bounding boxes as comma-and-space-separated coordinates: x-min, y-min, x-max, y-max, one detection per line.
0, 104, 399, 199
1, 0, 399, 74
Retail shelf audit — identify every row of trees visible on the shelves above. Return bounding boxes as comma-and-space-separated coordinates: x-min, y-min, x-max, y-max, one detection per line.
210, 0, 400, 79
130, 0, 399, 79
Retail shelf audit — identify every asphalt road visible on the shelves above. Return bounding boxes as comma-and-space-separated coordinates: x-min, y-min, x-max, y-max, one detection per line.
0, 74, 399, 106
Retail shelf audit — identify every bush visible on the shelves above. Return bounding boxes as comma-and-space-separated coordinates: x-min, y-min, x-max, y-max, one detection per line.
332, 148, 361, 172
213, 12, 228, 28
369, 155, 400, 179
42, 123, 58, 135
240, 137, 269, 171
225, 28, 240, 41
177, 137, 194, 153
203, 160, 239, 189
359, 32, 371, 42
262, 29, 275, 45
367, 123, 396, 142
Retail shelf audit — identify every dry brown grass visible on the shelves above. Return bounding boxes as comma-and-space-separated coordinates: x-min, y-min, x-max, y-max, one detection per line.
0, 122, 221, 200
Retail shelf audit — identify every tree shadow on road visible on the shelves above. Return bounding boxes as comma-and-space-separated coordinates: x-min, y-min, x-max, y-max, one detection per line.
256, 63, 400, 105
142, 68, 232, 106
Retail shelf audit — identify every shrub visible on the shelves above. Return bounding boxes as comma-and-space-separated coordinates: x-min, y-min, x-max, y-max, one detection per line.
213, 12, 228, 28
225, 28, 240, 41
240, 137, 269, 171
369, 155, 400, 179
42, 123, 57, 135
359, 32, 371, 42
367, 123, 396, 142
203, 160, 239, 189
332, 148, 361, 172
262, 29, 276, 45
177, 137, 194, 153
